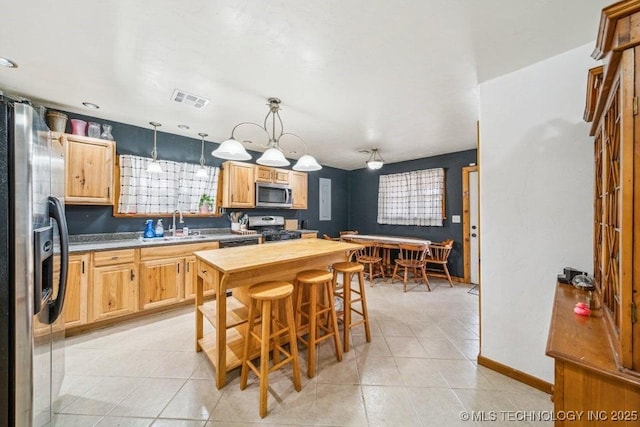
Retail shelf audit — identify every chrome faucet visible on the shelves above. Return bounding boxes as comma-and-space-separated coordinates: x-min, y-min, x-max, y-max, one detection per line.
171, 209, 184, 236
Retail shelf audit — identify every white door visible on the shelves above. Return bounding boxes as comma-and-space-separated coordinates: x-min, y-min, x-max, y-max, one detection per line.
469, 170, 480, 284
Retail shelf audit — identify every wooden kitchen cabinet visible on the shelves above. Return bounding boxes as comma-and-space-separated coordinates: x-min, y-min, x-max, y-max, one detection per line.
290, 170, 308, 209
139, 258, 183, 310
139, 241, 220, 309
221, 161, 255, 208
90, 263, 138, 322
63, 253, 88, 328
255, 165, 289, 184
62, 134, 115, 205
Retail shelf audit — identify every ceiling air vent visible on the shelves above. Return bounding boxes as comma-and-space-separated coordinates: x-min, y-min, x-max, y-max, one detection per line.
171, 89, 210, 109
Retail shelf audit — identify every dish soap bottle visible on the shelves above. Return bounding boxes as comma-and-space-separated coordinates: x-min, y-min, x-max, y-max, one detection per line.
144, 219, 155, 238
155, 219, 164, 237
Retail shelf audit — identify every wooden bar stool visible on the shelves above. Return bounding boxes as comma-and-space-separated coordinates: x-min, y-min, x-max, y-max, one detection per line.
240, 281, 301, 418
331, 261, 371, 352
294, 269, 343, 378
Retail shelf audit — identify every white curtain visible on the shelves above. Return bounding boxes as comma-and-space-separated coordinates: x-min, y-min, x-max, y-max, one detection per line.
377, 168, 445, 226
177, 163, 220, 213
118, 155, 219, 214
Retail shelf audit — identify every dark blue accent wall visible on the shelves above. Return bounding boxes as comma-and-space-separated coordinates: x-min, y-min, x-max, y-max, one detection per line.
61, 111, 476, 278
348, 149, 477, 278
61, 111, 350, 237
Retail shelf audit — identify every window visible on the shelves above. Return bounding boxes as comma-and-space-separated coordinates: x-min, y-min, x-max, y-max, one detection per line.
118, 155, 220, 214
377, 168, 445, 226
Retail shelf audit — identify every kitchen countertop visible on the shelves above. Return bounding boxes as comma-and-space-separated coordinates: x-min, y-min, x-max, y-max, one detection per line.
69, 228, 260, 253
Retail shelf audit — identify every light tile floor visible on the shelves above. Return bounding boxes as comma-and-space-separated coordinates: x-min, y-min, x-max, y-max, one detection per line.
54, 278, 552, 426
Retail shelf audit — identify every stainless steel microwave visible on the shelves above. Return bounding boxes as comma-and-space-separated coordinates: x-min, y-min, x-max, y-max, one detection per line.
255, 182, 293, 208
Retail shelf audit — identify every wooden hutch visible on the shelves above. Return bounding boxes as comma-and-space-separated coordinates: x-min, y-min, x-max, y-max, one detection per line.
546, 1, 640, 425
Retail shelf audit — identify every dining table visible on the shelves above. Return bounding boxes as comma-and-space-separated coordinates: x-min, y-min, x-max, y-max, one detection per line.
339, 234, 431, 273
193, 238, 362, 389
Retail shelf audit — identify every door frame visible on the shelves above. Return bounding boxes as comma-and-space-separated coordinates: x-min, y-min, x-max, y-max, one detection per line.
462, 165, 479, 284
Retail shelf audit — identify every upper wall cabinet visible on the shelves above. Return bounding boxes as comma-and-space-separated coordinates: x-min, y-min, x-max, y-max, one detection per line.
255, 165, 290, 184
290, 171, 308, 209
62, 134, 115, 205
221, 161, 255, 208
221, 161, 308, 209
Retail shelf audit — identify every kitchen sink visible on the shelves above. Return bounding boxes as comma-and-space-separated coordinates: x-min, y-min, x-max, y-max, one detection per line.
140, 234, 209, 243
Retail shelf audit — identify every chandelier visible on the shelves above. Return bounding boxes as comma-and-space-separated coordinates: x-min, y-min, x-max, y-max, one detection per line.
212, 97, 322, 171
366, 148, 385, 170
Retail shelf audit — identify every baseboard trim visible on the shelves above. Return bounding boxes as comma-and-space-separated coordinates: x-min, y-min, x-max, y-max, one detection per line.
477, 354, 553, 394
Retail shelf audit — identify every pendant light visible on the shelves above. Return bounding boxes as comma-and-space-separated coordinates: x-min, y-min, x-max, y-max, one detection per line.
366, 148, 385, 170
196, 132, 209, 178
147, 122, 163, 173
214, 97, 321, 171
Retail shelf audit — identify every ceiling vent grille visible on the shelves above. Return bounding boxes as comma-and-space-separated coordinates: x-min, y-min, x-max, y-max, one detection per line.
171, 89, 210, 109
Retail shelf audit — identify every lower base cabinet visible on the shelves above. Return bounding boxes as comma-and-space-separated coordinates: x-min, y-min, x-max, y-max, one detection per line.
140, 258, 183, 310
68, 241, 223, 332
90, 263, 138, 322
64, 253, 88, 328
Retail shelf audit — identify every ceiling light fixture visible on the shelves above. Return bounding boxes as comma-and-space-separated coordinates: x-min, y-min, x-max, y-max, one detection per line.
366, 148, 385, 170
0, 57, 18, 68
82, 102, 100, 109
213, 97, 322, 171
147, 122, 163, 173
196, 132, 209, 178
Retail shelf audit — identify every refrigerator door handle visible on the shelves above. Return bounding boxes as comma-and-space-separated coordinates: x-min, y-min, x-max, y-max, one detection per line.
47, 196, 69, 324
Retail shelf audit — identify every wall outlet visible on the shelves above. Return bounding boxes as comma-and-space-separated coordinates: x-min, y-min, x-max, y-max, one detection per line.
452, 215, 461, 223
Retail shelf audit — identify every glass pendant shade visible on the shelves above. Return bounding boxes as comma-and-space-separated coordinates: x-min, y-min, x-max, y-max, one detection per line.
293, 154, 322, 171
366, 160, 384, 170
211, 138, 251, 161
257, 147, 290, 167
195, 166, 208, 178
147, 160, 163, 173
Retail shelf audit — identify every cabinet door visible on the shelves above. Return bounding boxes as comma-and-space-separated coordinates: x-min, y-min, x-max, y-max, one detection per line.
255, 166, 274, 183
184, 256, 197, 300
91, 263, 137, 322
64, 254, 88, 328
222, 161, 255, 208
290, 171, 308, 209
273, 168, 290, 184
63, 134, 115, 205
140, 258, 183, 310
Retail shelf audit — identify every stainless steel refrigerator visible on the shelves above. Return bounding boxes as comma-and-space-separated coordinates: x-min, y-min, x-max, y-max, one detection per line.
0, 97, 69, 426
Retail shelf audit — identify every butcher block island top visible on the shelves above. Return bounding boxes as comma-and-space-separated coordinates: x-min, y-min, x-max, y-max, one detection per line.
193, 238, 362, 388
194, 238, 359, 274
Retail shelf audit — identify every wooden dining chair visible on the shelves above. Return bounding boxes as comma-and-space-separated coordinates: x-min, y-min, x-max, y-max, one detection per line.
322, 234, 333, 240
351, 239, 385, 284
339, 230, 359, 237
425, 239, 454, 287
391, 243, 430, 292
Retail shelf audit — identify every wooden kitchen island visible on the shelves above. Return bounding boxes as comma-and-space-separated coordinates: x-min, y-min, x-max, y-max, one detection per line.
194, 238, 361, 389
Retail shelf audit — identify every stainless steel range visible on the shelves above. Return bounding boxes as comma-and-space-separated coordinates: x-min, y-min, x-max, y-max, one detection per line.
248, 216, 301, 243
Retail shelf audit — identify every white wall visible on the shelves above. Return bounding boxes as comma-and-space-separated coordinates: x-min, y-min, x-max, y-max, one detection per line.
479, 43, 595, 383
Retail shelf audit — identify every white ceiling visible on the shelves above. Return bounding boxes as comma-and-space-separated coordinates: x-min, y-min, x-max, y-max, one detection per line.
0, 0, 609, 170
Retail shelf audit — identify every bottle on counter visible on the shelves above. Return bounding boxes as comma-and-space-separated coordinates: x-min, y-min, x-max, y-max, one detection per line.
144, 219, 155, 238
155, 219, 164, 237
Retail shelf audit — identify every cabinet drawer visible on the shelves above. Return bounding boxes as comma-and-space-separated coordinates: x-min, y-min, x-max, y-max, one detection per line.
140, 241, 220, 260
197, 260, 216, 283
93, 249, 136, 266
